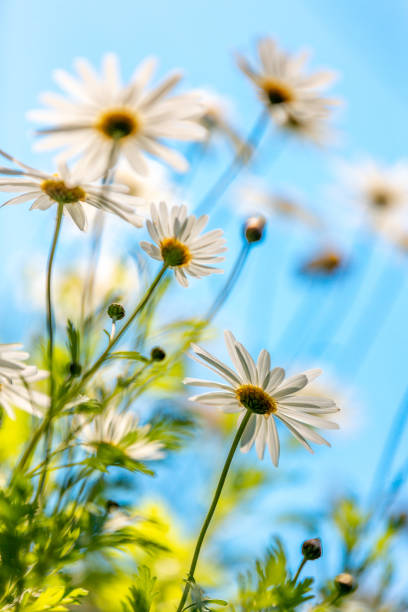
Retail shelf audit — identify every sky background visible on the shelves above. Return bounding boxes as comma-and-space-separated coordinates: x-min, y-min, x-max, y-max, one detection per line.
2, 0, 408, 596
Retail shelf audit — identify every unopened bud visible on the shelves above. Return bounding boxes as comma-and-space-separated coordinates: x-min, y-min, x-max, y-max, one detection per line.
302, 538, 322, 560
244, 216, 266, 243
69, 362, 82, 377
106, 500, 120, 513
151, 346, 166, 362
107, 303, 125, 321
335, 573, 356, 595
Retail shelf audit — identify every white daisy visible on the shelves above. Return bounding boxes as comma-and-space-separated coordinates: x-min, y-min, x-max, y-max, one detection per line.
338, 159, 408, 231
0, 343, 48, 419
237, 37, 338, 142
185, 331, 339, 466
28, 54, 206, 177
78, 407, 165, 462
0, 150, 145, 231
140, 202, 226, 287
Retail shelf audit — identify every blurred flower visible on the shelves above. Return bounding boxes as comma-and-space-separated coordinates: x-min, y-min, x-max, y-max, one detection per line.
185, 330, 339, 466
0, 343, 48, 418
141, 202, 226, 287
29, 54, 206, 176
115, 157, 176, 203
24, 255, 139, 324
236, 37, 339, 143
0, 150, 144, 231
78, 407, 165, 461
237, 178, 321, 227
197, 89, 250, 155
300, 248, 347, 277
337, 159, 408, 232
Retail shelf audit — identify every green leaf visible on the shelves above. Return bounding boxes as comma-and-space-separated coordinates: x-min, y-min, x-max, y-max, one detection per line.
121, 566, 157, 612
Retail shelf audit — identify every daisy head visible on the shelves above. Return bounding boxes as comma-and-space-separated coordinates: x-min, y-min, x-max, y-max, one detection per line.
338, 159, 408, 230
185, 330, 339, 466
78, 407, 165, 463
236, 37, 339, 142
0, 150, 145, 231
141, 202, 226, 287
29, 54, 206, 178
0, 343, 48, 419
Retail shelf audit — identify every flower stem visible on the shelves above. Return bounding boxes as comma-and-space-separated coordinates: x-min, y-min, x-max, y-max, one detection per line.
194, 110, 269, 216
176, 409, 252, 612
293, 556, 307, 584
206, 242, 251, 321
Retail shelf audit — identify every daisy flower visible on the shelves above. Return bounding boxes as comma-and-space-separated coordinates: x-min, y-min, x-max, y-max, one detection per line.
0, 150, 145, 231
338, 159, 408, 231
140, 202, 226, 287
78, 407, 164, 462
185, 331, 339, 466
0, 343, 48, 418
28, 54, 206, 177
236, 37, 338, 142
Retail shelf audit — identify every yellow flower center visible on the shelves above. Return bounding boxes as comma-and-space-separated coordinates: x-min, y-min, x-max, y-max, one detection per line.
236, 384, 277, 416
96, 108, 140, 140
261, 78, 295, 106
160, 238, 192, 267
41, 179, 86, 204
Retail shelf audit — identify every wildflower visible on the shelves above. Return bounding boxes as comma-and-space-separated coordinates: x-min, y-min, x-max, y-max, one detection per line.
185, 330, 339, 466
78, 407, 165, 461
0, 343, 48, 418
0, 150, 144, 231
141, 202, 226, 287
29, 54, 206, 176
237, 37, 338, 142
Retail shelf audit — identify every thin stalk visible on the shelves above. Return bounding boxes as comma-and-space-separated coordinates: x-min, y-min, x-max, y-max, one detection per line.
206, 242, 251, 321
176, 410, 252, 612
194, 110, 269, 216
293, 557, 307, 584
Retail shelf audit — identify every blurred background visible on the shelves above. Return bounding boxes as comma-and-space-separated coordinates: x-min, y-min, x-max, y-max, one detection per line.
1, 0, 408, 608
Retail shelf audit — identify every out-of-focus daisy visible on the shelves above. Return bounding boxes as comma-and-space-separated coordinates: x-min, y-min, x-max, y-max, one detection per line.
141, 202, 226, 287
78, 407, 165, 462
338, 159, 408, 231
237, 178, 320, 227
29, 54, 206, 176
115, 157, 176, 203
0, 343, 48, 418
236, 37, 338, 143
185, 330, 339, 466
0, 150, 145, 231
24, 255, 140, 324
300, 248, 347, 277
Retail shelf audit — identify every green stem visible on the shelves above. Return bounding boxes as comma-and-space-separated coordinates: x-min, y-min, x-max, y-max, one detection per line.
176, 410, 252, 612
194, 110, 269, 216
293, 556, 307, 584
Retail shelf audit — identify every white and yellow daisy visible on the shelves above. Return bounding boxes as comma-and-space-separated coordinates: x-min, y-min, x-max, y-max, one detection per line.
237, 37, 338, 142
0, 150, 145, 231
0, 343, 48, 418
185, 330, 339, 466
78, 407, 164, 462
29, 54, 206, 177
338, 159, 408, 231
140, 202, 226, 287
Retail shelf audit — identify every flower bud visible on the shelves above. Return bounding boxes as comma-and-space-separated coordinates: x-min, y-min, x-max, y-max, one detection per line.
302, 537, 322, 560
151, 346, 166, 362
69, 362, 82, 377
106, 500, 120, 513
107, 303, 125, 321
244, 216, 266, 244
335, 573, 356, 595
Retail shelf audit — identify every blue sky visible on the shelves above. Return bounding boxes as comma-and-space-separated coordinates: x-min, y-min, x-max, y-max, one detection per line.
2, 0, 408, 589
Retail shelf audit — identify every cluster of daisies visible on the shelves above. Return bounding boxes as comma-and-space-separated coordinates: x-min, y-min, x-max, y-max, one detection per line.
0, 38, 343, 466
